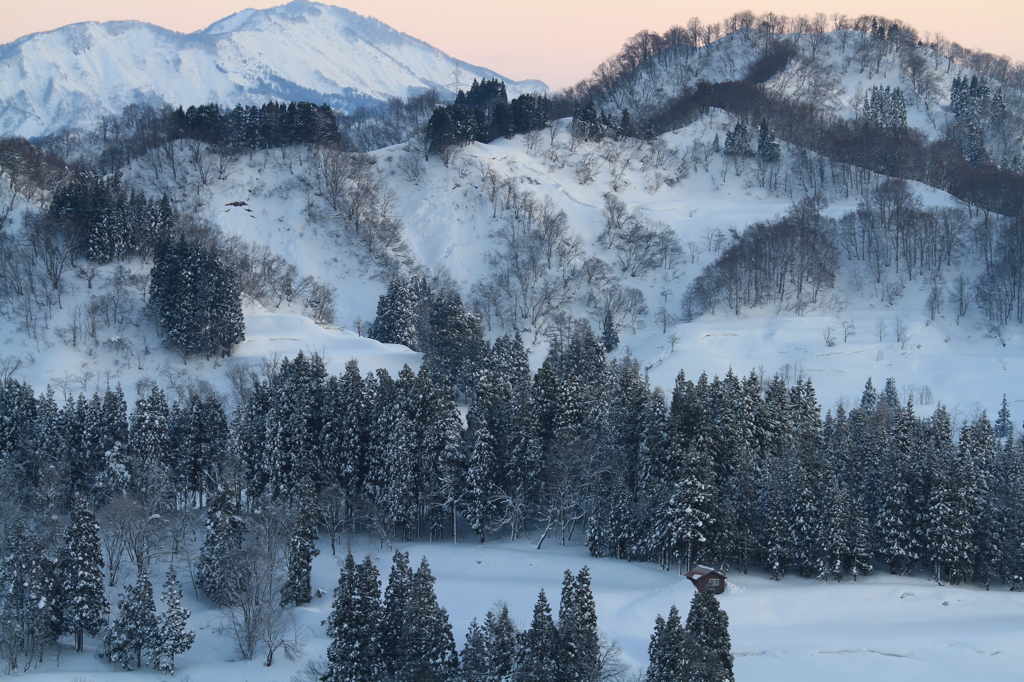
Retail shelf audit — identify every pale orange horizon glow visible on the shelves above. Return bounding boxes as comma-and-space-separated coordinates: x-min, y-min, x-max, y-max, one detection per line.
2, 0, 1022, 89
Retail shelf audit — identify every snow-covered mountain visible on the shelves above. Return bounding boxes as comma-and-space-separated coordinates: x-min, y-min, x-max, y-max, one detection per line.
0, 0, 546, 138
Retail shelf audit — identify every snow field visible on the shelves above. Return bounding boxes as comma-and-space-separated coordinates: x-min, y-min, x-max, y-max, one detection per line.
21, 534, 1024, 681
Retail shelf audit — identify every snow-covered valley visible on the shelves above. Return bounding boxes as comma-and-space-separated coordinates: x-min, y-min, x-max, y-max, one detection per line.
2, 6, 1024, 682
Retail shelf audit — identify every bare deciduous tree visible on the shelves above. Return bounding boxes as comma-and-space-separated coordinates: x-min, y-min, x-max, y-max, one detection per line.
875, 318, 888, 342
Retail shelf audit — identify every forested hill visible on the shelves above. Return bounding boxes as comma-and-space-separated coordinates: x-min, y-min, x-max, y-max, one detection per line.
559, 13, 1024, 218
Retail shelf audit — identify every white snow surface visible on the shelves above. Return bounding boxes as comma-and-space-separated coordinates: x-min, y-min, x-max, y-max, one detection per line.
0, 0, 546, 138
19, 535, 1024, 681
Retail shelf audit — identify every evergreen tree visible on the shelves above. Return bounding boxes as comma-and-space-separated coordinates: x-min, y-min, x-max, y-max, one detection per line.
1003, 436, 1024, 590
759, 447, 790, 581
325, 554, 384, 682
0, 522, 59, 670
463, 423, 503, 540
965, 415, 1002, 590
58, 499, 109, 652
321, 360, 368, 500
149, 238, 244, 359
668, 440, 719, 572
364, 371, 418, 541
876, 425, 916, 575
645, 605, 685, 682
685, 588, 734, 682
460, 618, 489, 682
558, 567, 600, 682
153, 565, 194, 673
723, 122, 753, 157
380, 550, 415, 679
601, 309, 619, 353
281, 476, 321, 606
756, 117, 781, 162
427, 291, 486, 396
483, 602, 518, 680
815, 480, 850, 582
926, 407, 974, 585
128, 386, 172, 510
368, 277, 421, 350
849, 497, 874, 580
104, 572, 159, 670
516, 590, 561, 682
995, 394, 1013, 439
407, 556, 458, 681
426, 108, 457, 159
195, 484, 247, 606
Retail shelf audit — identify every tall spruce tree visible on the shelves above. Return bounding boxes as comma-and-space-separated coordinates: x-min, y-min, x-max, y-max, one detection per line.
645, 605, 686, 682
460, 618, 489, 682
558, 567, 600, 682
368, 276, 420, 350
380, 550, 415, 679
0, 522, 59, 669
195, 484, 247, 606
685, 588, 734, 682
281, 476, 321, 606
516, 590, 561, 682
58, 500, 109, 652
756, 117, 781, 163
601, 309, 619, 353
149, 238, 244, 360
408, 556, 458, 681
484, 602, 518, 680
324, 553, 383, 682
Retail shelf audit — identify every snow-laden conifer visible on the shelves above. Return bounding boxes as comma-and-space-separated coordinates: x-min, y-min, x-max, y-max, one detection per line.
153, 565, 194, 673
105, 572, 159, 670
58, 499, 109, 652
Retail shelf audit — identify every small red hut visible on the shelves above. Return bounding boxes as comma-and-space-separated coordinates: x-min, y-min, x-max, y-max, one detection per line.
684, 565, 726, 595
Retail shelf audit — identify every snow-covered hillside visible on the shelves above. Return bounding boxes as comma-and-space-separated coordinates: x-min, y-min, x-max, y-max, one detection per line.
0, 0, 546, 139
3, 105, 1020, 420
586, 21, 1023, 158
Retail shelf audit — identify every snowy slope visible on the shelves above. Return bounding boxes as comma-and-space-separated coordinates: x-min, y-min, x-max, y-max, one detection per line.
594, 26, 1022, 152
2, 102, 1017, 431
0, 0, 546, 138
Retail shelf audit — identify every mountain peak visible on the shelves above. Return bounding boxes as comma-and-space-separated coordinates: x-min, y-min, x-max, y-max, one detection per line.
0, 2, 546, 138
201, 0, 335, 36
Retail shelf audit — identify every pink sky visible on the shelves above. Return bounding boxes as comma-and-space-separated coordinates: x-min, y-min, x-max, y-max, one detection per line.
2, 0, 1021, 89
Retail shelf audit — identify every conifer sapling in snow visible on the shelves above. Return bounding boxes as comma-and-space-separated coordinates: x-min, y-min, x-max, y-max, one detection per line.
105, 572, 159, 670
154, 565, 195, 673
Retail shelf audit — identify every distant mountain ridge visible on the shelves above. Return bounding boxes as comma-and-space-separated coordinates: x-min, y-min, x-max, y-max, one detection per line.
0, 0, 547, 138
